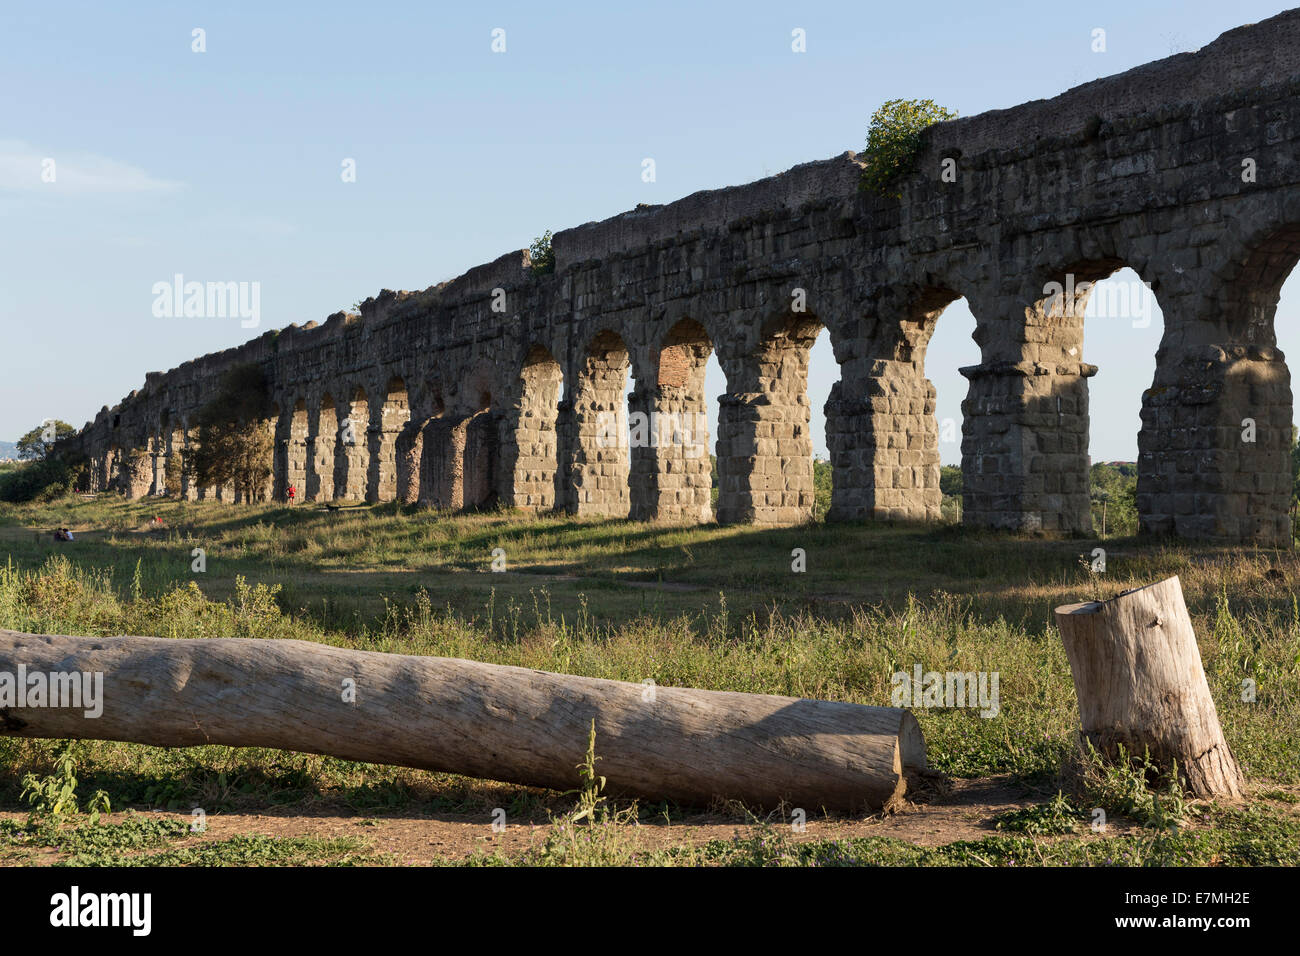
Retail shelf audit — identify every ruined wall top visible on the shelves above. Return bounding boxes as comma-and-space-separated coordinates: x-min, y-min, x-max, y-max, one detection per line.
931, 10, 1300, 156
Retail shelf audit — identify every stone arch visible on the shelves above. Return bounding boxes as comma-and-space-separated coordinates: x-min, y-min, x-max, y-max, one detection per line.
1137, 225, 1300, 544
657, 318, 713, 389
1032, 259, 1148, 534
368, 376, 409, 502
254, 401, 280, 503
428, 384, 447, 417
275, 397, 309, 501
566, 329, 631, 517
396, 381, 440, 506
419, 364, 498, 512
827, 285, 975, 524
899, 287, 972, 522
1216, 224, 1300, 341
717, 311, 825, 524
335, 386, 370, 500
956, 257, 1160, 534
506, 344, 564, 511
308, 393, 337, 501
629, 318, 714, 522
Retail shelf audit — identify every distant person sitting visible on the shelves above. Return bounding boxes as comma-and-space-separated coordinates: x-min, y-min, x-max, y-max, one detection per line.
53, 528, 73, 542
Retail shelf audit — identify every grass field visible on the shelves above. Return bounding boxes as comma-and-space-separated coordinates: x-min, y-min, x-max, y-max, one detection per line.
0, 494, 1298, 866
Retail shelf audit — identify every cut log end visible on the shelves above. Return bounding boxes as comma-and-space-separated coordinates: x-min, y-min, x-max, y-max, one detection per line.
898, 710, 928, 772
884, 711, 934, 812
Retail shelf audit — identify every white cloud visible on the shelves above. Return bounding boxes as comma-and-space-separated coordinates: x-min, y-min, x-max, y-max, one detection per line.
0, 140, 184, 194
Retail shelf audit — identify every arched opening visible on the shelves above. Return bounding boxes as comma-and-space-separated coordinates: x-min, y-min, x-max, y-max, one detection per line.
1029, 258, 1144, 534
310, 394, 337, 501
510, 345, 564, 511
260, 402, 280, 502
807, 331, 836, 520
838, 286, 973, 524
396, 383, 440, 505
912, 291, 980, 523
369, 377, 409, 502
723, 312, 824, 525
464, 381, 497, 510
703, 351, 724, 516
1076, 267, 1163, 537
644, 318, 714, 523
415, 383, 457, 509
336, 387, 370, 501
1273, 242, 1300, 541
287, 398, 308, 500
1213, 226, 1300, 543
571, 330, 631, 517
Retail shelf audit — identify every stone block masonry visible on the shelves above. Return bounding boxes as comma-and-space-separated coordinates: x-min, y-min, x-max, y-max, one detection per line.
69, 10, 1300, 544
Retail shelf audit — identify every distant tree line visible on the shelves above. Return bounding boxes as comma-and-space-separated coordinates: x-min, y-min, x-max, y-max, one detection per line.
0, 419, 82, 503
2, 363, 274, 505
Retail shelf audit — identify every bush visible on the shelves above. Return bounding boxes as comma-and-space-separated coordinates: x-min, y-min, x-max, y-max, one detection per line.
529, 230, 555, 276
860, 98, 958, 198
0, 456, 82, 503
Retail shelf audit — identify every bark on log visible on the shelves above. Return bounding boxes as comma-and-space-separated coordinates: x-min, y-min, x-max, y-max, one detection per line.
0, 630, 927, 813
1054, 576, 1245, 799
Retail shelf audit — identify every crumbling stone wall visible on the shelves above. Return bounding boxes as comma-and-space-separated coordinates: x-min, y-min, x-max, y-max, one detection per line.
66, 10, 1300, 545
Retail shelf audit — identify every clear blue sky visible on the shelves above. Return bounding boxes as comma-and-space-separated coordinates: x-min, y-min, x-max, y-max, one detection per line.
2, 0, 1297, 463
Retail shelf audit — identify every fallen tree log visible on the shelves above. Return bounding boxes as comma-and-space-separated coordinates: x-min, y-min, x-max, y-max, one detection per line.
0, 630, 927, 812
1054, 576, 1245, 799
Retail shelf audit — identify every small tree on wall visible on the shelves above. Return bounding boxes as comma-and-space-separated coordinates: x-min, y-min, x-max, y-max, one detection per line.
529, 230, 555, 276
860, 98, 958, 198
186, 364, 274, 502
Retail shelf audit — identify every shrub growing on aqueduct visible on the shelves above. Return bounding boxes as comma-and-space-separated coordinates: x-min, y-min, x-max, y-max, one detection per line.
529, 230, 555, 276
860, 98, 958, 198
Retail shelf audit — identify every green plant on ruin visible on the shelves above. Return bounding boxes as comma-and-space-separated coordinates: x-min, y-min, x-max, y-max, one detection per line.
860, 98, 958, 198
529, 230, 556, 276
186, 363, 274, 502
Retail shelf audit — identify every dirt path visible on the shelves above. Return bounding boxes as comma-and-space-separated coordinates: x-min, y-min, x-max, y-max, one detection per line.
1, 776, 1154, 865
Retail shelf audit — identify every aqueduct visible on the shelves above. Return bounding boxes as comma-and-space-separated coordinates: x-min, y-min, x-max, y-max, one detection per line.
69, 11, 1300, 544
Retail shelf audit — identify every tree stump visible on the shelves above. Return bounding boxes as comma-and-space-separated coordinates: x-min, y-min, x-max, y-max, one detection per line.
1055, 576, 1244, 799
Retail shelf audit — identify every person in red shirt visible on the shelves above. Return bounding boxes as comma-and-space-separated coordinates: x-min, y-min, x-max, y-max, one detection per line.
287, 484, 296, 506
